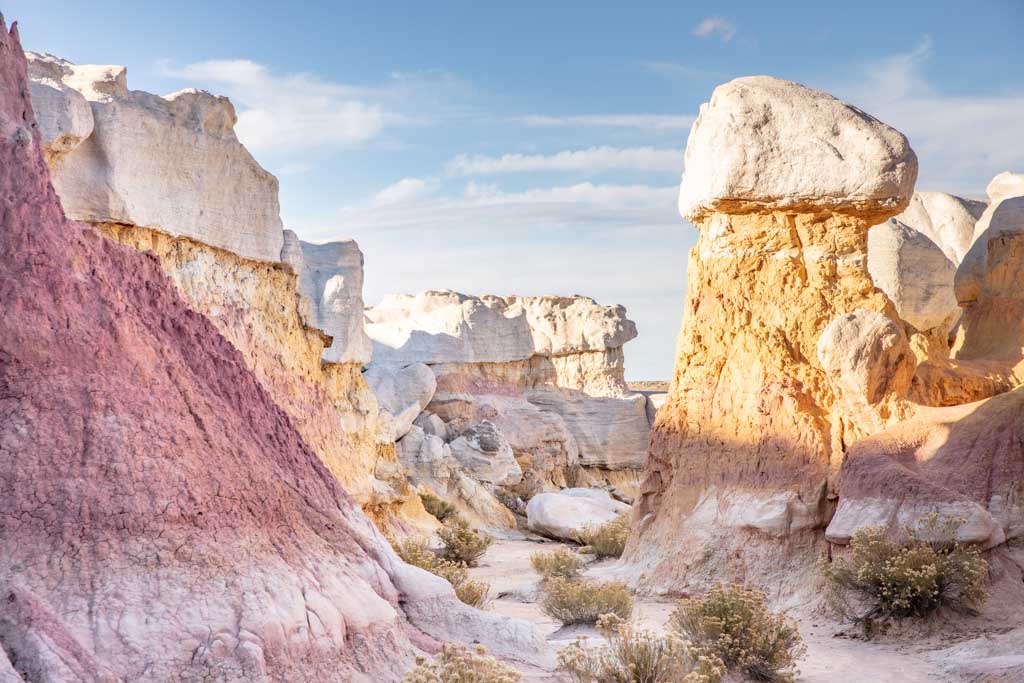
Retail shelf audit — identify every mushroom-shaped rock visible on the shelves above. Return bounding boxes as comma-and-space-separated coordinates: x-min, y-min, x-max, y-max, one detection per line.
448, 420, 522, 486
895, 191, 986, 264
364, 362, 437, 441
867, 218, 958, 332
294, 239, 373, 364
678, 76, 918, 222
526, 488, 630, 542
817, 309, 914, 405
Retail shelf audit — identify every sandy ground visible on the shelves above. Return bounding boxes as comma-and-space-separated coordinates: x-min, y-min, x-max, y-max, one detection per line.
470, 538, 957, 682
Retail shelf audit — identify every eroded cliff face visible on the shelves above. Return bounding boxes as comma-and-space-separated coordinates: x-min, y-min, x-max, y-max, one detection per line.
0, 22, 551, 679
623, 76, 918, 593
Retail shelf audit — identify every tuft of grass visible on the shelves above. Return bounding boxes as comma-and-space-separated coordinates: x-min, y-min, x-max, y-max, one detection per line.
394, 536, 490, 609
531, 547, 585, 581
669, 583, 805, 682
580, 513, 630, 559
541, 577, 633, 625
438, 515, 493, 567
820, 513, 988, 635
559, 613, 725, 683
420, 491, 456, 522
404, 643, 520, 683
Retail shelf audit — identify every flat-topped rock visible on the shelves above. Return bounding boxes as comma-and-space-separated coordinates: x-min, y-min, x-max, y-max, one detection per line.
678, 76, 917, 222
27, 52, 283, 262
895, 191, 986, 264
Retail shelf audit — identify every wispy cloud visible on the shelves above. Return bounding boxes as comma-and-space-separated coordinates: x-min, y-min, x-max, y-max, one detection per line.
515, 114, 695, 130
446, 146, 682, 175
692, 17, 736, 42
828, 37, 1024, 195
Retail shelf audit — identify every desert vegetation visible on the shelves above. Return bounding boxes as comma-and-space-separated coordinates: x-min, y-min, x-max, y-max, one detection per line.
394, 537, 490, 608
403, 644, 521, 683
541, 576, 633, 625
531, 547, 586, 581
580, 512, 630, 558
419, 491, 456, 522
821, 514, 989, 634
438, 515, 494, 566
669, 583, 805, 682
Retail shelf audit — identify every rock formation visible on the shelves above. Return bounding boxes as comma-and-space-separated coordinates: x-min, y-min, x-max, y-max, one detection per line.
26, 52, 283, 262
526, 488, 630, 542
0, 21, 550, 680
894, 191, 986, 264
624, 76, 918, 593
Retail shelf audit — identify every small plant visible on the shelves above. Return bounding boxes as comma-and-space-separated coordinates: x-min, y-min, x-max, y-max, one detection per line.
669, 583, 805, 682
438, 515, 493, 566
559, 613, 725, 683
394, 536, 490, 608
581, 513, 630, 559
404, 643, 521, 683
532, 547, 585, 581
820, 514, 988, 633
541, 577, 633, 625
420, 491, 456, 522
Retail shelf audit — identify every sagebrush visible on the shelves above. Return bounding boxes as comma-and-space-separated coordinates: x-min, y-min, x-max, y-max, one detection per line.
669, 583, 805, 682
394, 537, 490, 608
820, 514, 988, 633
541, 577, 633, 625
559, 613, 725, 683
438, 515, 493, 566
581, 513, 630, 558
419, 491, 456, 522
531, 547, 585, 581
404, 644, 520, 683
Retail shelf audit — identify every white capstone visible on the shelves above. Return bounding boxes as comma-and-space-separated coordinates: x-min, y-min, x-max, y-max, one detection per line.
25, 52, 93, 157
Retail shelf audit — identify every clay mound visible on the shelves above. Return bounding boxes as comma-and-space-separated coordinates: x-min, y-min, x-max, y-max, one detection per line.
0, 18, 545, 681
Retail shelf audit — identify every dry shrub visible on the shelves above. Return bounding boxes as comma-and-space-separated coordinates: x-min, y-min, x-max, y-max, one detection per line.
419, 491, 456, 522
531, 547, 585, 581
394, 537, 490, 608
669, 583, 805, 682
559, 614, 725, 683
581, 513, 630, 559
404, 643, 520, 683
439, 515, 493, 566
541, 577, 633, 625
821, 514, 988, 634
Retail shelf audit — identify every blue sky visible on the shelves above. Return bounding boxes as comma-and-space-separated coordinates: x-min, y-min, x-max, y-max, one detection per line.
9, 1, 1024, 379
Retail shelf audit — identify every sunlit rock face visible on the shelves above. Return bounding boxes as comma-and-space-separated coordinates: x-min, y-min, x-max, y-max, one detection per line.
894, 191, 986, 264
623, 76, 917, 594
1, 22, 553, 679
26, 52, 283, 262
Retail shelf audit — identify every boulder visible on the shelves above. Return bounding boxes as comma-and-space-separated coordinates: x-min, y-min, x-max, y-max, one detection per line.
363, 362, 437, 441
413, 411, 449, 440
895, 191, 986, 263
817, 309, 915, 405
26, 52, 283, 262
526, 488, 630, 542
291, 238, 373, 364
677, 76, 917, 222
448, 420, 522, 486
867, 219, 959, 332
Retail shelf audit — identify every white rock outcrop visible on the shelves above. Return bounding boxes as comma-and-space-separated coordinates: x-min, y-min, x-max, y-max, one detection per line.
817, 309, 914, 405
286, 236, 373, 364
26, 52, 283, 262
525, 488, 630, 542
868, 218, 959, 332
895, 191, 986, 264
363, 362, 437, 441
677, 76, 918, 222
448, 420, 523, 486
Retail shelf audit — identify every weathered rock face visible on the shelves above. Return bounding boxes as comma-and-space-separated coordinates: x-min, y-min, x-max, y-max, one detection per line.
448, 420, 523, 486
364, 362, 437, 442
0, 24, 550, 679
286, 235, 374, 364
526, 489, 631, 542
817, 309, 915, 406
624, 76, 917, 593
867, 218, 959, 332
26, 52, 283, 262
895, 191, 986, 264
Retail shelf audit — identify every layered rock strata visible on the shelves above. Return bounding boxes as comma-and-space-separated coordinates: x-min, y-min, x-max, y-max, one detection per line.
0, 23, 550, 680
623, 76, 918, 592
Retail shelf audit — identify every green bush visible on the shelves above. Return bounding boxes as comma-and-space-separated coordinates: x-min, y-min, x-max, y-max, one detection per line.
559, 613, 725, 683
531, 547, 585, 581
669, 583, 805, 682
581, 513, 630, 559
541, 577, 633, 625
394, 537, 490, 608
438, 516, 493, 566
420, 491, 456, 522
820, 514, 988, 633
404, 644, 521, 683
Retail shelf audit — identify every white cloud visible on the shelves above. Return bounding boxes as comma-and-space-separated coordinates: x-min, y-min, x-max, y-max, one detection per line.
516, 114, 695, 130
373, 177, 434, 205
828, 37, 1024, 195
446, 146, 682, 175
692, 17, 736, 42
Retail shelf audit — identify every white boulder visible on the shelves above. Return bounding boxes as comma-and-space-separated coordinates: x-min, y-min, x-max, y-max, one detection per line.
895, 191, 986, 264
448, 420, 522, 486
868, 218, 958, 331
26, 53, 283, 262
363, 363, 437, 441
525, 488, 630, 542
508, 295, 637, 355
817, 309, 914, 405
677, 76, 917, 221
